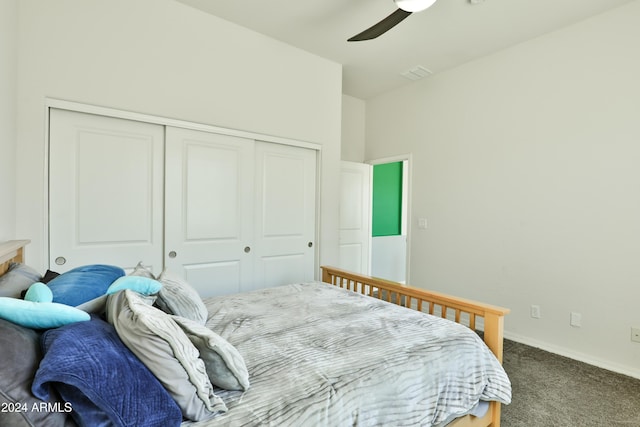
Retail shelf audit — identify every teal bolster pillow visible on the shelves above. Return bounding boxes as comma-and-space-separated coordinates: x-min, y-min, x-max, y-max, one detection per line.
24, 282, 53, 303
106, 276, 162, 296
48, 265, 125, 306
0, 298, 90, 329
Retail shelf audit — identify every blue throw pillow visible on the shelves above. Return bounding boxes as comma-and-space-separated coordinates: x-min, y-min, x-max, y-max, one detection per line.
32, 316, 182, 427
47, 265, 125, 306
0, 298, 90, 329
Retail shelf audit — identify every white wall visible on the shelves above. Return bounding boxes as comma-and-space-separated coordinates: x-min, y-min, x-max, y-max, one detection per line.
371, 236, 406, 283
366, 1, 640, 378
0, 0, 18, 241
341, 94, 366, 162
15, 0, 342, 271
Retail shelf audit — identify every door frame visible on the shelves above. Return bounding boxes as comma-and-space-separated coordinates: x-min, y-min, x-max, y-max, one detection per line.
368, 154, 412, 284
44, 98, 322, 277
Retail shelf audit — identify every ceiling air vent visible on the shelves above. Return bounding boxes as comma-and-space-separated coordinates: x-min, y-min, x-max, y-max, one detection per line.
400, 65, 432, 81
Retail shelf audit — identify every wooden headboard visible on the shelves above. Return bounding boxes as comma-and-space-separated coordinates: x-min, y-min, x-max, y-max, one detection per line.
0, 240, 31, 276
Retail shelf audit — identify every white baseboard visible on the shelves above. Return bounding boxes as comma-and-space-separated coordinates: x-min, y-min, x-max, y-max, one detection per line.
504, 331, 640, 381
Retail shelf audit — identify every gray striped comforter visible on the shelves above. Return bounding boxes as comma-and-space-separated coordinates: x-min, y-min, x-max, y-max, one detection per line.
185, 282, 511, 426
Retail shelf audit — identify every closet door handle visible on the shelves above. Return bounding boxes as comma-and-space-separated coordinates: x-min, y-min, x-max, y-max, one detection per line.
55, 256, 66, 265
244, 246, 251, 253
168, 251, 177, 259
307, 242, 313, 248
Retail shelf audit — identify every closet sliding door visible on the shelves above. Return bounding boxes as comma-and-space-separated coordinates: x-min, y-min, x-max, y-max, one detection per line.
49, 109, 318, 296
253, 142, 317, 289
164, 127, 255, 297
164, 128, 317, 297
48, 109, 164, 273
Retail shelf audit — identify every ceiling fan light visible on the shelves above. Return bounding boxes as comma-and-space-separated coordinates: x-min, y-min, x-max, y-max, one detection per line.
394, 0, 437, 13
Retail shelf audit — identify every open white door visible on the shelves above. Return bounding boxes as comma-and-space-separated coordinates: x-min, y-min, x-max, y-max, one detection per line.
338, 161, 372, 275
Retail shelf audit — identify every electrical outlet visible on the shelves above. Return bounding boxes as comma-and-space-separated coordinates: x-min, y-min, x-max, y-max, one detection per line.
570, 312, 582, 327
632, 327, 640, 343
530, 305, 541, 319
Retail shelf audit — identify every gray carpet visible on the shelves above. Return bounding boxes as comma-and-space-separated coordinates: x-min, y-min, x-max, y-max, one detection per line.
501, 339, 640, 426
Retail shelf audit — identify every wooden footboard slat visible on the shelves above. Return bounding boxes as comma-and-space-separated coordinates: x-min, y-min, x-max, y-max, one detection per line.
321, 265, 509, 427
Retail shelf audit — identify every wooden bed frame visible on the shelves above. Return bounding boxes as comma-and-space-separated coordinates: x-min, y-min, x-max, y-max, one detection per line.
0, 239, 30, 276
321, 266, 510, 427
0, 241, 508, 426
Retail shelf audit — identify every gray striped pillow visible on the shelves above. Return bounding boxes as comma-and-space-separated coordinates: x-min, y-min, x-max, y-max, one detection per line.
129, 262, 155, 279
172, 315, 250, 391
156, 269, 208, 325
106, 290, 226, 421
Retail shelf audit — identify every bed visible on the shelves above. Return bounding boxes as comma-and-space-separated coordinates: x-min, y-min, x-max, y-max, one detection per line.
0, 240, 511, 427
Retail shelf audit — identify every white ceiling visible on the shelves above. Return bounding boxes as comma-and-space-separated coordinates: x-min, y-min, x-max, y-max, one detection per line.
175, 0, 633, 100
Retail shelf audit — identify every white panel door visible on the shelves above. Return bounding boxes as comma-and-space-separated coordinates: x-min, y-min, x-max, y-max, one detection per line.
339, 161, 372, 275
49, 109, 164, 272
164, 127, 254, 297
252, 142, 317, 290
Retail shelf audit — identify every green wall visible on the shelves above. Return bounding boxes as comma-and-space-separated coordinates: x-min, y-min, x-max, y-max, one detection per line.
372, 162, 403, 237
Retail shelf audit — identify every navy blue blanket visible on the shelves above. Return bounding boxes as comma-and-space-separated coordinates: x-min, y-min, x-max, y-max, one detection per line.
32, 316, 182, 427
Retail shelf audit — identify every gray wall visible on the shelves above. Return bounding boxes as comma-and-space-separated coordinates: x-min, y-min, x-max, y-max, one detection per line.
366, 1, 640, 377
15, 0, 343, 270
341, 94, 366, 162
0, 0, 17, 241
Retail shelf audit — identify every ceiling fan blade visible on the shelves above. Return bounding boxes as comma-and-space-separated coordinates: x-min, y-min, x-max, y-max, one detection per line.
348, 8, 412, 42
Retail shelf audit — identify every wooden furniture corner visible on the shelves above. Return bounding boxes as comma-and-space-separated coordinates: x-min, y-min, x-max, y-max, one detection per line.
0, 239, 31, 275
